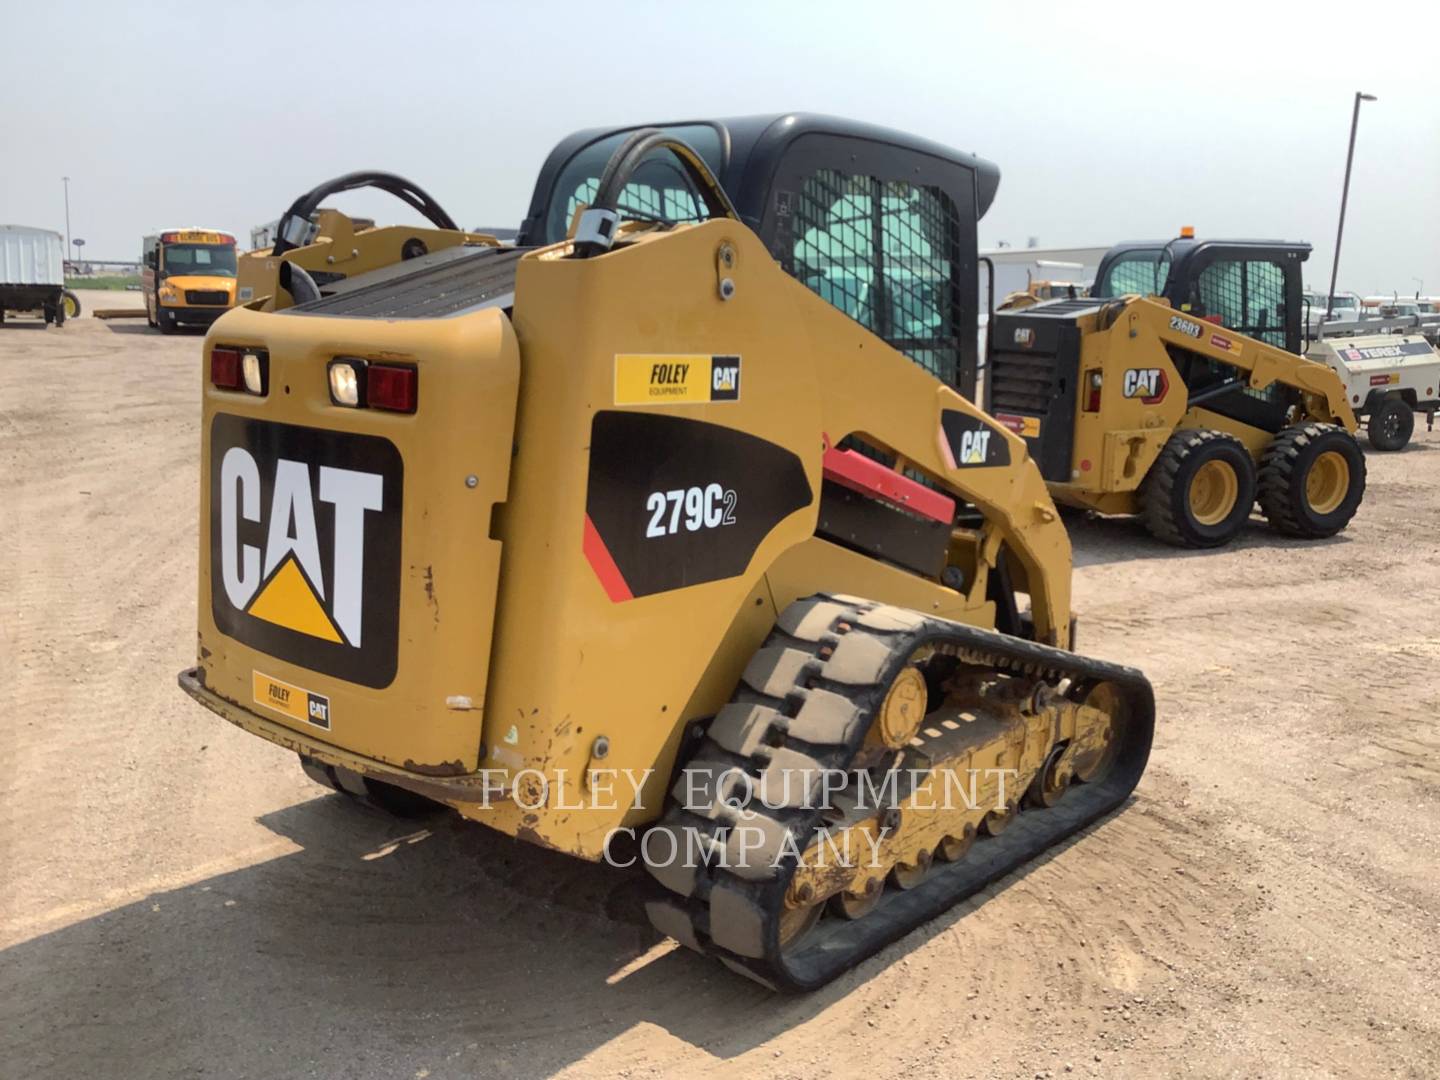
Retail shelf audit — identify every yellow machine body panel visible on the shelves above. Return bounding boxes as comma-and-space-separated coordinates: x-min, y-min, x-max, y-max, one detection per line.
997, 280, 1085, 311
186, 220, 1075, 859
236, 209, 498, 310
194, 306, 519, 774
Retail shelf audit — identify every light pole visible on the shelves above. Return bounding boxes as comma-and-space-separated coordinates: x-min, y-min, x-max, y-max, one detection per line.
62, 176, 72, 269
1325, 92, 1377, 319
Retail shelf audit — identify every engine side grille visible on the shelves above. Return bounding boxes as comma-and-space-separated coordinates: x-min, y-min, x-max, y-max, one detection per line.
989, 350, 1060, 414
185, 289, 229, 305
985, 309, 1083, 483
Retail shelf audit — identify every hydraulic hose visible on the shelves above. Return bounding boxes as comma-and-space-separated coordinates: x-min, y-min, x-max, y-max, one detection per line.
572, 129, 737, 258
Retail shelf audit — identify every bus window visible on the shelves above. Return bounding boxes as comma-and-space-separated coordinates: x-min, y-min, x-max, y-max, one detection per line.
161, 244, 238, 278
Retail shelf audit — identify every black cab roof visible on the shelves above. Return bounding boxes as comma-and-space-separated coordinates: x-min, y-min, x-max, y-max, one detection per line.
516, 113, 1001, 247
1094, 237, 1312, 299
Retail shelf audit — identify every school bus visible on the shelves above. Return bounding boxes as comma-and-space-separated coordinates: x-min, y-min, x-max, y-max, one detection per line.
141, 228, 239, 333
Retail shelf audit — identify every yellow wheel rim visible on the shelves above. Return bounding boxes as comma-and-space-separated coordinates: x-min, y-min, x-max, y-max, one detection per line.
1071, 681, 1123, 783
1306, 451, 1349, 514
63, 294, 79, 318
877, 666, 927, 749
1188, 459, 1238, 525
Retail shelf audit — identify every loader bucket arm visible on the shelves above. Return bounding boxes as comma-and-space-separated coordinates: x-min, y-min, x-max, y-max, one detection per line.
1138, 296, 1358, 429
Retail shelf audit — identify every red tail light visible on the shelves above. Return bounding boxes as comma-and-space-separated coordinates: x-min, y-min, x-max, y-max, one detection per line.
366, 364, 417, 413
1084, 371, 1102, 412
211, 347, 243, 390
210, 346, 267, 394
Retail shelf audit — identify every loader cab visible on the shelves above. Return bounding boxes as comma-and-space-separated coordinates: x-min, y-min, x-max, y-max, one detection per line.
1093, 236, 1312, 434
519, 113, 997, 401
1094, 237, 1310, 355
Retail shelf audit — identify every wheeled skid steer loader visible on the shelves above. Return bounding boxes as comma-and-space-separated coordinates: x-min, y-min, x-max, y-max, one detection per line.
987, 234, 1367, 548
179, 114, 1153, 990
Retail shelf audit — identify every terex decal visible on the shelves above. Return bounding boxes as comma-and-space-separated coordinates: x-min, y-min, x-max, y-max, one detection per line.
614, 354, 741, 405
1345, 341, 1433, 362
1122, 367, 1169, 404
940, 411, 1011, 469
210, 414, 403, 688
583, 412, 811, 600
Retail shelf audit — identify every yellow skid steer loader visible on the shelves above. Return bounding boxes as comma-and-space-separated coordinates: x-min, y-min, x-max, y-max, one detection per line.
987, 235, 1367, 547
180, 115, 1153, 990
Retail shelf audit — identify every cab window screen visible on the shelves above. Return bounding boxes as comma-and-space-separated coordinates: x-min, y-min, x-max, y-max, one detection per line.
1197, 260, 1244, 328
791, 169, 962, 385
1096, 249, 1170, 297
1243, 261, 1286, 349
1197, 259, 1287, 349
1194, 258, 1290, 402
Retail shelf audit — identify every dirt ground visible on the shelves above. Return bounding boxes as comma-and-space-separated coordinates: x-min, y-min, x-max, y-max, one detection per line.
2, 306, 1437, 1080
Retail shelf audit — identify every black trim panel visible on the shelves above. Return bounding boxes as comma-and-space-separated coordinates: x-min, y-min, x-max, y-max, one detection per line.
816, 480, 950, 577
585, 412, 812, 598
940, 410, 1011, 468
209, 415, 404, 688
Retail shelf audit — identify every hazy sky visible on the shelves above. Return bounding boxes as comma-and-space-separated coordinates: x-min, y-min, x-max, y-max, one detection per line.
5, 1, 1438, 295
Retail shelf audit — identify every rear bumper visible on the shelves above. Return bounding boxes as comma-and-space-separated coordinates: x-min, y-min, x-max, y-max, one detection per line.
177, 666, 503, 807
161, 304, 229, 326
1046, 485, 1139, 516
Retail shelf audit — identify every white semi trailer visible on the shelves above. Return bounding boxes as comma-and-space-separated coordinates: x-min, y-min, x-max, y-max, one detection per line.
1, 225, 74, 326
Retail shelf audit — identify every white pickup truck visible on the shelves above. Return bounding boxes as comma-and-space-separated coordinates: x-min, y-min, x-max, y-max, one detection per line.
1307, 319, 1440, 450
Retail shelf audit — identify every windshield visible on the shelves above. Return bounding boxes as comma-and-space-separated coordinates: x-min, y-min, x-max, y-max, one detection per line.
543, 123, 725, 244
162, 243, 237, 278
1094, 248, 1170, 298
1329, 295, 1357, 310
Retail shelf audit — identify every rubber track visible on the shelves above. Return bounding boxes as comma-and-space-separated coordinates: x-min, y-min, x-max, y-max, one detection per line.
643, 594, 1155, 991
299, 755, 434, 817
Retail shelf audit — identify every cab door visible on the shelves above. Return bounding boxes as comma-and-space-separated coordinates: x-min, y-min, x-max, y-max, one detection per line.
1177, 245, 1306, 354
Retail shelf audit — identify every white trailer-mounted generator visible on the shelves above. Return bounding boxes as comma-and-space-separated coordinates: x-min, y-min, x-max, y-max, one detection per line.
1308, 329, 1440, 450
